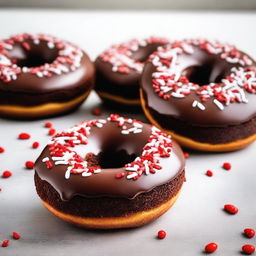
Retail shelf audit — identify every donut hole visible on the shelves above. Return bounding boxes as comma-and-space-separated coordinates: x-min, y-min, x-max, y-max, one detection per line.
183, 64, 225, 86
97, 149, 137, 169
16, 53, 58, 68
83, 122, 150, 169
9, 41, 59, 68
132, 44, 163, 63
84, 150, 137, 169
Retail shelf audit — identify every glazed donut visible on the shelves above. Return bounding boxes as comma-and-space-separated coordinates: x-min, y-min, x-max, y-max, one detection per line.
141, 39, 256, 152
95, 37, 169, 107
0, 33, 94, 119
34, 114, 185, 229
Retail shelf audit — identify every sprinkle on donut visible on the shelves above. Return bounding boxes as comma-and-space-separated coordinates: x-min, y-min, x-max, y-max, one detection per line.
44, 114, 174, 181
150, 39, 256, 111
99, 37, 169, 74
0, 33, 83, 83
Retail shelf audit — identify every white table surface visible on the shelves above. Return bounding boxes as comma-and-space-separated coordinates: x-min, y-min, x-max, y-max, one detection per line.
0, 9, 255, 256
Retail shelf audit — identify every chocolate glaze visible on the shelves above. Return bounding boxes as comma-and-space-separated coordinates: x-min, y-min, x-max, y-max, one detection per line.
95, 43, 167, 101
0, 39, 95, 107
141, 47, 256, 127
34, 121, 185, 200
146, 98, 256, 144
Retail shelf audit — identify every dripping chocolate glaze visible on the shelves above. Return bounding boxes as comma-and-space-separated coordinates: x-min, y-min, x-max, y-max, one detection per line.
0, 39, 95, 106
141, 47, 256, 127
94, 43, 167, 100
34, 121, 185, 201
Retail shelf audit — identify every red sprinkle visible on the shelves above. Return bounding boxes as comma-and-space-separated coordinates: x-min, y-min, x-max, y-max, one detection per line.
44, 122, 53, 128
206, 170, 213, 177
157, 230, 166, 239
242, 244, 255, 255
205, 243, 218, 253
22, 42, 31, 51
244, 228, 255, 238
48, 128, 56, 136
32, 141, 39, 149
92, 108, 102, 116
224, 204, 238, 214
115, 173, 125, 179
46, 160, 53, 169
25, 161, 34, 169
222, 162, 231, 170
183, 152, 190, 159
2, 240, 9, 247
12, 232, 21, 240
0, 147, 5, 153
2, 170, 12, 178
18, 133, 31, 140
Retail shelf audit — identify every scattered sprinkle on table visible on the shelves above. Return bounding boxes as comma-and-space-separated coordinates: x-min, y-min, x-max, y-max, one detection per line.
12, 232, 21, 240
1, 240, 9, 247
222, 162, 232, 170
224, 204, 238, 214
0, 146, 5, 153
242, 244, 255, 255
48, 128, 56, 136
157, 230, 166, 239
204, 242, 218, 253
32, 141, 39, 149
2, 170, 12, 178
44, 122, 53, 128
244, 228, 255, 238
18, 133, 31, 140
25, 161, 34, 169
206, 170, 213, 177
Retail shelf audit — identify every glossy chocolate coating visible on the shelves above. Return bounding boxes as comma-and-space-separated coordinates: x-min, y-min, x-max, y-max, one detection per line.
34, 121, 185, 201
0, 39, 95, 106
95, 43, 167, 100
141, 47, 256, 127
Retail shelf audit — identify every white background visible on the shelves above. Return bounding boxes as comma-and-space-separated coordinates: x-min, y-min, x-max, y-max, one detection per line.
0, 9, 255, 256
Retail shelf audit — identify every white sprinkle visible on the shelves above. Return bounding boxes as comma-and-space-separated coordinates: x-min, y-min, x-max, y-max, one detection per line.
65, 167, 72, 179
133, 129, 142, 134
133, 122, 143, 128
42, 157, 49, 162
127, 172, 138, 179
213, 99, 224, 110
22, 67, 29, 73
126, 166, 138, 172
171, 92, 185, 98
121, 130, 129, 135
47, 42, 55, 49
55, 160, 68, 165
33, 39, 40, 45
82, 172, 92, 177
144, 162, 150, 175
197, 102, 206, 111
226, 57, 239, 64
36, 72, 43, 78
192, 100, 198, 107
95, 122, 103, 128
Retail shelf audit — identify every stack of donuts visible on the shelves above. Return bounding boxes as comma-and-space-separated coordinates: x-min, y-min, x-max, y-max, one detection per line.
1, 33, 255, 229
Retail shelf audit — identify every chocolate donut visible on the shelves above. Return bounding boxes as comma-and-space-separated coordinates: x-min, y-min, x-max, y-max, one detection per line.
94, 37, 169, 107
0, 33, 94, 119
141, 39, 256, 152
34, 114, 185, 229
